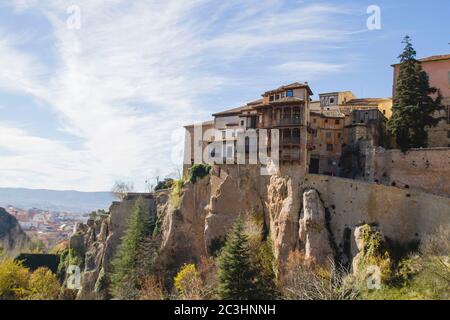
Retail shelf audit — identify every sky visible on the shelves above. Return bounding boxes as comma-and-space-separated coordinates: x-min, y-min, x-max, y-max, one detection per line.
0, 0, 449, 192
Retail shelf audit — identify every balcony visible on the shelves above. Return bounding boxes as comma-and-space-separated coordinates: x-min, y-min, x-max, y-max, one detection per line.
281, 137, 301, 145
281, 152, 301, 161
273, 118, 302, 127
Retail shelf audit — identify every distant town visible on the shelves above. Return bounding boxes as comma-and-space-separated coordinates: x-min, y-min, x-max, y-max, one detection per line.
5, 206, 89, 249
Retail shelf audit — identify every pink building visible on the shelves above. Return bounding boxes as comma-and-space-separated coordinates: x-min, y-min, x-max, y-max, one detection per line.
392, 54, 450, 147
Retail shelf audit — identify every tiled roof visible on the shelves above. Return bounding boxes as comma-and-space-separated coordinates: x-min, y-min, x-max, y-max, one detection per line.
212, 105, 251, 117
263, 82, 314, 96
343, 98, 389, 106
392, 54, 450, 66
184, 120, 214, 128
310, 110, 345, 118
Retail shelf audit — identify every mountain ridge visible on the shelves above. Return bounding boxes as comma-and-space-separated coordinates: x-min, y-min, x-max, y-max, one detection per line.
0, 187, 115, 214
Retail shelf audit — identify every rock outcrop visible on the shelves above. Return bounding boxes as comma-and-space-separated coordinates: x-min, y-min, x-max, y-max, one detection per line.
0, 207, 29, 256
299, 189, 334, 266
64, 194, 156, 299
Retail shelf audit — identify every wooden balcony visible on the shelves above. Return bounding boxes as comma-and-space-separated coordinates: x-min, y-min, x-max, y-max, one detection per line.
273, 118, 302, 127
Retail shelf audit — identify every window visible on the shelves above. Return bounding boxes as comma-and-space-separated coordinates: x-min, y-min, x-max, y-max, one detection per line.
338, 133, 342, 139
448, 106, 450, 124
286, 90, 294, 97
325, 119, 328, 123
447, 130, 450, 139
222, 131, 226, 139
270, 95, 274, 102
326, 144, 333, 151
240, 120, 245, 126
226, 146, 233, 157
275, 94, 280, 100
335, 119, 340, 125
326, 132, 332, 138
330, 98, 335, 104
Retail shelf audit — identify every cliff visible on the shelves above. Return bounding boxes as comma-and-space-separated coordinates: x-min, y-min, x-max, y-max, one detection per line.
0, 207, 29, 256
65, 165, 450, 298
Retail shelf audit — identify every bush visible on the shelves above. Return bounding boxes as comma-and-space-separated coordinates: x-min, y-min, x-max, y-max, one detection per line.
174, 264, 202, 300
283, 252, 358, 300
139, 276, 165, 300
189, 164, 211, 183
154, 178, 174, 191
170, 179, 185, 208
27, 267, 61, 300
0, 258, 30, 300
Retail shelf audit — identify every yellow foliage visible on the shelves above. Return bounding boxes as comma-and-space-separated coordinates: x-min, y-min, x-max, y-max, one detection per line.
27, 267, 61, 300
0, 258, 30, 300
173, 264, 202, 299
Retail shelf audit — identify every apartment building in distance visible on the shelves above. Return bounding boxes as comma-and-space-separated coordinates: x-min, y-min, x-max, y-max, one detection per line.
392, 54, 450, 147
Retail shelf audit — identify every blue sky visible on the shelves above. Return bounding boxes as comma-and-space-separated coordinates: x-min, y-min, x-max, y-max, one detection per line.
0, 0, 449, 191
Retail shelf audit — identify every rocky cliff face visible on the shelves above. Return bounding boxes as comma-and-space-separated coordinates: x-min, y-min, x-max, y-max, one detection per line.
0, 207, 29, 256
64, 194, 157, 299
66, 164, 448, 299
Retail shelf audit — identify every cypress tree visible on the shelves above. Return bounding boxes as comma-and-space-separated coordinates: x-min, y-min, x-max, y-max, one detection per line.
389, 36, 442, 151
216, 218, 259, 300
110, 197, 154, 299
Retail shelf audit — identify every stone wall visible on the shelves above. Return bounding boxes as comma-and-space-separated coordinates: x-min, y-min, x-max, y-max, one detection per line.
364, 147, 450, 197
301, 174, 450, 259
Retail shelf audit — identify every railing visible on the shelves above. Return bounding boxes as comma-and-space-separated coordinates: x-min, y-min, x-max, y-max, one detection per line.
273, 118, 302, 126
281, 137, 301, 145
281, 153, 300, 161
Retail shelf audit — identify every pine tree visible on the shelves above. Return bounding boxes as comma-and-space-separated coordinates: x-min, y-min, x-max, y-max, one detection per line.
389, 36, 442, 151
216, 218, 259, 300
110, 197, 154, 299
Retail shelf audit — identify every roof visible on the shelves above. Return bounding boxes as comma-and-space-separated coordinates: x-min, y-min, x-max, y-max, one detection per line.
311, 110, 345, 118
343, 98, 390, 106
392, 54, 450, 66
212, 105, 251, 117
263, 82, 314, 96
184, 120, 214, 128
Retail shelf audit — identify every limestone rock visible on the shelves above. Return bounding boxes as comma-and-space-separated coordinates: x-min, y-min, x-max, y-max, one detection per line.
298, 189, 334, 266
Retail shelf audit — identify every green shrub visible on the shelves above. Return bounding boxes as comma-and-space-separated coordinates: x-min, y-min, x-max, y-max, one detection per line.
189, 164, 211, 183
154, 178, 174, 191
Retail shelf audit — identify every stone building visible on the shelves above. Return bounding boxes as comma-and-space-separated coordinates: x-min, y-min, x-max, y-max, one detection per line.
183, 82, 313, 176
309, 110, 345, 175
392, 54, 450, 147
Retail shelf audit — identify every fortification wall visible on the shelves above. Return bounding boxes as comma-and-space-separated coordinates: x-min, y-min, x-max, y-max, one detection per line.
301, 174, 450, 258
364, 147, 450, 197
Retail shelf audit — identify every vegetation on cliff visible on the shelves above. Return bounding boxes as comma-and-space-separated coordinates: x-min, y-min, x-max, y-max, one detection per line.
0, 258, 60, 300
110, 197, 157, 299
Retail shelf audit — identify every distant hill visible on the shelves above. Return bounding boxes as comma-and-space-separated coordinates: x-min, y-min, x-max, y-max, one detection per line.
0, 188, 115, 214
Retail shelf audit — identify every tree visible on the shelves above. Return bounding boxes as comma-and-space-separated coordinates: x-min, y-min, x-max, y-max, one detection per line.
27, 267, 61, 300
110, 198, 154, 299
0, 259, 30, 300
111, 181, 134, 201
389, 36, 442, 150
216, 218, 258, 300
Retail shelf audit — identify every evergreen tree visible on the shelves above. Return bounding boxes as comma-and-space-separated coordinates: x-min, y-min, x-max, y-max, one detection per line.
216, 218, 259, 300
389, 36, 442, 151
110, 197, 154, 299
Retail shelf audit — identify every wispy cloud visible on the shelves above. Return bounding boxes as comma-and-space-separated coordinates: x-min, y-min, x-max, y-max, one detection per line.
0, 0, 362, 191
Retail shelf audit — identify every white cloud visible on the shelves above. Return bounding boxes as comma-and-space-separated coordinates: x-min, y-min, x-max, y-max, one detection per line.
0, 0, 360, 191
273, 61, 346, 79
